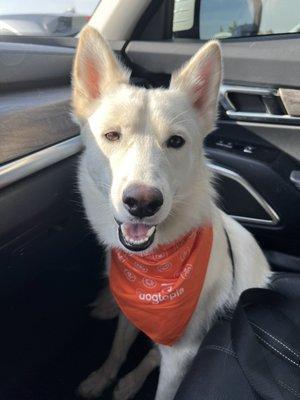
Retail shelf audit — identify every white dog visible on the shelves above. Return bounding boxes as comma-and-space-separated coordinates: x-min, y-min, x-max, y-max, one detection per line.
72, 26, 271, 400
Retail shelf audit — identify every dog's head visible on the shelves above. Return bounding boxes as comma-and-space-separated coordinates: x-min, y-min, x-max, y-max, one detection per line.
72, 26, 222, 253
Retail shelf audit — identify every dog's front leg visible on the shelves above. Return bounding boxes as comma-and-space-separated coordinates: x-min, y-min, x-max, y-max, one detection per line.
89, 284, 119, 320
113, 347, 161, 400
154, 343, 199, 400
78, 313, 138, 399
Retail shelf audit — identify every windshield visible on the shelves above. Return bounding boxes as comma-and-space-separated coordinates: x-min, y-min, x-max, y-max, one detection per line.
0, 0, 100, 37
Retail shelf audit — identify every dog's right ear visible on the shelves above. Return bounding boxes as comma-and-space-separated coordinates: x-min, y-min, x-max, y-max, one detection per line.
72, 26, 130, 121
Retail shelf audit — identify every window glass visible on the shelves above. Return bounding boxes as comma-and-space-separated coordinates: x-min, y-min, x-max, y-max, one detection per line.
173, 0, 300, 39
0, 0, 100, 36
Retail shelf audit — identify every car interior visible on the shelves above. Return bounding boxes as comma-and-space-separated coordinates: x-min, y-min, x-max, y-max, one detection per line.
0, 0, 299, 399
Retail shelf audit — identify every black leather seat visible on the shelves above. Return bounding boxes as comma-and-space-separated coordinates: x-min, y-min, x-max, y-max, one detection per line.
175, 273, 300, 400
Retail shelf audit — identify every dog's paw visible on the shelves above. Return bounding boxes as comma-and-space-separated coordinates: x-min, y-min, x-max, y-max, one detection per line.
113, 372, 142, 400
78, 366, 116, 399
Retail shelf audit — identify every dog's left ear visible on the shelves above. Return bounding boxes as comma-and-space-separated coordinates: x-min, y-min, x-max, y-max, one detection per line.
170, 41, 222, 134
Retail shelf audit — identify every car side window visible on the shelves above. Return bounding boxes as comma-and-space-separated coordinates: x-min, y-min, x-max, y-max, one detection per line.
173, 0, 300, 40
0, 0, 99, 37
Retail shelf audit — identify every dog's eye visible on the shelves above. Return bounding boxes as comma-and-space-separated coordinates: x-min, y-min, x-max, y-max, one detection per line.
166, 135, 185, 149
105, 131, 120, 142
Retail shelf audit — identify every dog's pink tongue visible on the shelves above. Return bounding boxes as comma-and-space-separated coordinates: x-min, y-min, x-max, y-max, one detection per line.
122, 223, 153, 240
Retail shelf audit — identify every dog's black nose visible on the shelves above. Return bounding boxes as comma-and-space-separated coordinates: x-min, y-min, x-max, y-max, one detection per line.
123, 184, 163, 218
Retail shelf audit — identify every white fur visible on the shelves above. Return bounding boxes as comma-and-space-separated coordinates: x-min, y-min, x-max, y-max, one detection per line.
73, 26, 271, 400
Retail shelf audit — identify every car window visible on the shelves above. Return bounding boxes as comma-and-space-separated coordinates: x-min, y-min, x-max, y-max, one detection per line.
0, 0, 100, 37
173, 0, 300, 39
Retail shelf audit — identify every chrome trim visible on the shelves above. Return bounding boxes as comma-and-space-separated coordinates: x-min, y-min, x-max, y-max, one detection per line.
226, 110, 300, 125
0, 136, 280, 226
290, 170, 300, 190
220, 84, 300, 125
208, 163, 280, 226
220, 85, 276, 112
0, 136, 83, 190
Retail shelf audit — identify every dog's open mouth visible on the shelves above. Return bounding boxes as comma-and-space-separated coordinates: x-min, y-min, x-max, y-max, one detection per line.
118, 222, 156, 252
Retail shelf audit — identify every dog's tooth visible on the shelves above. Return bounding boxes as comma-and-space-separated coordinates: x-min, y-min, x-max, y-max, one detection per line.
132, 238, 147, 245
124, 234, 131, 242
122, 230, 150, 246
147, 226, 155, 237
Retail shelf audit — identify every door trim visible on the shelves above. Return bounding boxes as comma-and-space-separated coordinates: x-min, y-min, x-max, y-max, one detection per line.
208, 163, 280, 225
0, 136, 82, 190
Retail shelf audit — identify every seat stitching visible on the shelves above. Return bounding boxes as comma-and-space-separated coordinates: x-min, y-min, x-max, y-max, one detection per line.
251, 321, 300, 359
277, 379, 300, 398
256, 334, 300, 368
203, 345, 237, 358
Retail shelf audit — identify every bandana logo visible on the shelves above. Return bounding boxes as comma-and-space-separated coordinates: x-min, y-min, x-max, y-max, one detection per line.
161, 283, 173, 294
150, 251, 167, 261
142, 278, 157, 288
123, 268, 136, 282
173, 270, 181, 279
157, 262, 172, 272
180, 264, 193, 280
180, 247, 191, 261
133, 262, 148, 272
116, 250, 127, 264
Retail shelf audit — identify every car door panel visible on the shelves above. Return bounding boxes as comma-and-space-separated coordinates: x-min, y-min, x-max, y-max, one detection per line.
0, 42, 82, 270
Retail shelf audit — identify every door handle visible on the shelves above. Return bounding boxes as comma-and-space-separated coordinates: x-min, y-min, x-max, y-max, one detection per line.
220, 85, 300, 124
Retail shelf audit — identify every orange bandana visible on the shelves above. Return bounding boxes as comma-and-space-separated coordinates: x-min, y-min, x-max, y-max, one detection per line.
109, 226, 213, 346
